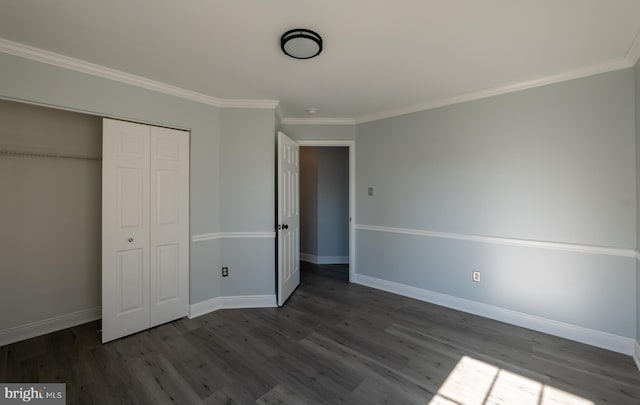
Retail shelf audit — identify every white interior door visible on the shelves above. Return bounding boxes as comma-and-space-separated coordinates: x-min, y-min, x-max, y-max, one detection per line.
277, 132, 300, 306
102, 119, 151, 343
149, 126, 189, 327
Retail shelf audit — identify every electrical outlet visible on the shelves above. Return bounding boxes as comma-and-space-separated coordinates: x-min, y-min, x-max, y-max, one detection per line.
222, 267, 229, 277
472, 271, 480, 282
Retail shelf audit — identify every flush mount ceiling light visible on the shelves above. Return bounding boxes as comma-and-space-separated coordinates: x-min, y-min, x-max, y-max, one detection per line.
281, 28, 322, 59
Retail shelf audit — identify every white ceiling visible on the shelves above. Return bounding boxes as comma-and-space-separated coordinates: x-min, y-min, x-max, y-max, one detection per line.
1, 0, 640, 123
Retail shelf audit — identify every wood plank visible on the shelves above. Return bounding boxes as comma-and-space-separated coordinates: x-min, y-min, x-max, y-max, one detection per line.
256, 384, 316, 405
127, 352, 203, 405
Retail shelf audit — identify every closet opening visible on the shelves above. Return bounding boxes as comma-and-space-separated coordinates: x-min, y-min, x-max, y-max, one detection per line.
0, 98, 103, 346
0, 100, 191, 346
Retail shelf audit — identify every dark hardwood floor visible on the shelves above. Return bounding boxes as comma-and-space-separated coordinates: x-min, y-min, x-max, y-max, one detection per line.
1, 262, 639, 404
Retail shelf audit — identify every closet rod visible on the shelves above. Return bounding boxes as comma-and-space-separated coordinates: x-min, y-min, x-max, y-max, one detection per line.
0, 149, 102, 161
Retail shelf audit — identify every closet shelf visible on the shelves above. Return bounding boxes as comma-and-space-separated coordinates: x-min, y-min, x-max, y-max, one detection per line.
0, 149, 101, 161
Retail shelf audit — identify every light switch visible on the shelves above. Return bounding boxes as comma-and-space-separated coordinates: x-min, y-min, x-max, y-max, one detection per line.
368, 187, 373, 196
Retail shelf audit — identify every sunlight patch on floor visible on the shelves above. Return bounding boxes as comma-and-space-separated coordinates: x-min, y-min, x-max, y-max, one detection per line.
428, 356, 593, 405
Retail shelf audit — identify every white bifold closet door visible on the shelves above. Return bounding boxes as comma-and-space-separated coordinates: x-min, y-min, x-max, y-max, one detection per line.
102, 118, 189, 343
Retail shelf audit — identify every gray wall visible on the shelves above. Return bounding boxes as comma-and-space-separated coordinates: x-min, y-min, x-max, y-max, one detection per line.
220, 108, 276, 296
356, 69, 636, 338
317, 147, 349, 257
300, 147, 319, 256
0, 99, 102, 329
281, 123, 355, 141
0, 52, 223, 309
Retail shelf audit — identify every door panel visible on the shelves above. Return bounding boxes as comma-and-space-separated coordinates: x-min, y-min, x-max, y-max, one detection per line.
117, 249, 145, 313
156, 243, 179, 303
117, 167, 145, 228
277, 132, 300, 306
156, 170, 180, 224
102, 119, 151, 343
149, 126, 189, 327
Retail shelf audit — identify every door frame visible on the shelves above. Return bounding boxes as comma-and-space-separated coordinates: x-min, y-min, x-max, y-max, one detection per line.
297, 140, 356, 282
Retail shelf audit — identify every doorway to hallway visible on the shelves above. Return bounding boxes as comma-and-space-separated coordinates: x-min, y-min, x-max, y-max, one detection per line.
299, 146, 350, 273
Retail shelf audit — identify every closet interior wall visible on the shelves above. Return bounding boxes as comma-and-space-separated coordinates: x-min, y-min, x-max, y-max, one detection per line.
0, 99, 102, 336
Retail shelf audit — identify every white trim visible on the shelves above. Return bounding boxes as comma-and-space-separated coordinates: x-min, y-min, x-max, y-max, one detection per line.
296, 140, 356, 282
625, 27, 640, 66
356, 224, 636, 258
218, 231, 276, 239
220, 99, 279, 109
354, 274, 635, 355
634, 341, 640, 372
300, 253, 349, 264
300, 252, 316, 263
191, 231, 276, 242
634, 250, 640, 261
191, 232, 221, 242
0, 38, 278, 110
188, 295, 276, 318
318, 256, 349, 264
354, 59, 632, 124
349, 142, 356, 282
0, 306, 101, 347
297, 140, 355, 147
281, 118, 356, 126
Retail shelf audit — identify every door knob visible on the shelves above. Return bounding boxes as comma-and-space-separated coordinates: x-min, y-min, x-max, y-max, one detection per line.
282, 224, 288, 230
128, 237, 134, 243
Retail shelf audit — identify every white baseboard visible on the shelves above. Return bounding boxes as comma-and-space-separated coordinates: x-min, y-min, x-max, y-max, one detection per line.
300, 253, 349, 265
634, 341, 640, 372
353, 274, 635, 355
189, 295, 277, 319
300, 253, 318, 263
0, 306, 101, 347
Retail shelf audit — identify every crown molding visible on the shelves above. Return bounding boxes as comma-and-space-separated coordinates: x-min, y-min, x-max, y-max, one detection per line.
625, 28, 640, 66
0, 38, 279, 110
220, 99, 279, 109
0, 38, 222, 106
280, 117, 356, 125
297, 140, 355, 147
2, 38, 634, 123
354, 58, 633, 124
